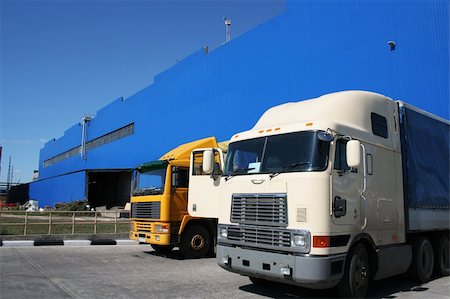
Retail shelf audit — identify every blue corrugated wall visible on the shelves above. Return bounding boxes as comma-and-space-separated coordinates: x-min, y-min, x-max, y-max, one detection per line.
30, 171, 86, 207
30, 0, 449, 205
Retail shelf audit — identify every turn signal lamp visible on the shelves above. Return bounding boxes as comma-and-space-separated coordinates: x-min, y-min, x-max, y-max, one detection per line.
313, 236, 330, 248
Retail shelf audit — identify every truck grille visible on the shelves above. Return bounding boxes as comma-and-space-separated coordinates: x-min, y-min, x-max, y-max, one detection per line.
136, 222, 152, 232
131, 202, 160, 219
227, 226, 291, 248
231, 194, 287, 226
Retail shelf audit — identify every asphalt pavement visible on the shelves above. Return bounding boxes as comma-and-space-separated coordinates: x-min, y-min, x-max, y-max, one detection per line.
1, 245, 449, 299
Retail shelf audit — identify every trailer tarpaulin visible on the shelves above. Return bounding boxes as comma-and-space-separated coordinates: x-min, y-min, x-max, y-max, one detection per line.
400, 106, 450, 209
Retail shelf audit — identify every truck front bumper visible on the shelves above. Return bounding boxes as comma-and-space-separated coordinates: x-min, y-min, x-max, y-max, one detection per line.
129, 231, 171, 245
217, 244, 346, 289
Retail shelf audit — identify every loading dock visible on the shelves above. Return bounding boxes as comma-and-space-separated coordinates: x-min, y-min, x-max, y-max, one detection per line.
87, 170, 132, 209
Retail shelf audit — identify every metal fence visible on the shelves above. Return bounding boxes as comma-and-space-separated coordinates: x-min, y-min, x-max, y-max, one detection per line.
0, 210, 130, 236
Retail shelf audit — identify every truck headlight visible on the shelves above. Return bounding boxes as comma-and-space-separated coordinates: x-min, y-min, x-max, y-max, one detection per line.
219, 227, 228, 238
291, 230, 310, 252
292, 235, 306, 247
155, 224, 169, 233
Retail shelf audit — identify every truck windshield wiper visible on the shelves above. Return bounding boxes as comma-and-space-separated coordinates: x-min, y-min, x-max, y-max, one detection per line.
225, 167, 256, 181
269, 161, 311, 179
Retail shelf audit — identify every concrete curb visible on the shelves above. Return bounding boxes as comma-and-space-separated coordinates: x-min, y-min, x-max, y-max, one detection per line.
2, 240, 36, 247
0, 239, 139, 247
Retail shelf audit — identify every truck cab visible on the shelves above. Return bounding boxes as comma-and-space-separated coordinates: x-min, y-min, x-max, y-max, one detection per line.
188, 91, 449, 297
129, 137, 225, 258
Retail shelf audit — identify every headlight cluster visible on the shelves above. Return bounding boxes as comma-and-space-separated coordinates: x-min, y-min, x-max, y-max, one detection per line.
154, 224, 169, 233
219, 226, 228, 238
291, 231, 310, 252
218, 224, 310, 253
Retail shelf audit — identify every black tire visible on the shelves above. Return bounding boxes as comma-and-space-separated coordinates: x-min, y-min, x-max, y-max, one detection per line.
179, 224, 212, 258
434, 235, 449, 276
408, 237, 434, 283
151, 244, 174, 254
337, 243, 370, 298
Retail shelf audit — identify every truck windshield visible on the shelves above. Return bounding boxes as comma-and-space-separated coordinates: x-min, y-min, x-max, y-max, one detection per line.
133, 167, 166, 196
224, 131, 330, 176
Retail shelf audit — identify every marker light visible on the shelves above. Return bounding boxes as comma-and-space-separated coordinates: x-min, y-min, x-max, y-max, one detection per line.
313, 236, 330, 248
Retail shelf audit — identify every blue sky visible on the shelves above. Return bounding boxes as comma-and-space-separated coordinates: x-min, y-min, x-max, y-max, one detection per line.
0, 0, 285, 183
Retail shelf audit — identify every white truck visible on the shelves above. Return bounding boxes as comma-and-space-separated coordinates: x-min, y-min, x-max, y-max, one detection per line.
188, 91, 449, 298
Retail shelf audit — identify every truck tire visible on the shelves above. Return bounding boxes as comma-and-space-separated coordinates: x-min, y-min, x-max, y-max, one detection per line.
408, 237, 434, 283
434, 235, 449, 276
180, 224, 211, 258
151, 244, 174, 254
337, 243, 370, 298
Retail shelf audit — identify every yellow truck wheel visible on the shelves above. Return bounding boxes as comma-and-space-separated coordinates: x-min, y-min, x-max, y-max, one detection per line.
180, 224, 211, 258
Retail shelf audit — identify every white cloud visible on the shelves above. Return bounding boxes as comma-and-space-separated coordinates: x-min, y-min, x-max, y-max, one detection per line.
39, 138, 49, 143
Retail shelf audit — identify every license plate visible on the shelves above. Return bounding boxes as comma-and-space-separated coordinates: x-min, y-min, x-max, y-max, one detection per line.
138, 237, 146, 243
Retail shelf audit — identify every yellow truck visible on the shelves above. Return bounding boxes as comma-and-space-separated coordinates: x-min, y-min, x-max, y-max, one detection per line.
129, 137, 226, 258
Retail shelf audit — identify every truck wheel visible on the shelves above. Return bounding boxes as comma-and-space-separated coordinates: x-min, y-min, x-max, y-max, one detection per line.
434, 235, 449, 276
180, 224, 211, 258
337, 243, 370, 298
408, 237, 434, 282
151, 244, 174, 254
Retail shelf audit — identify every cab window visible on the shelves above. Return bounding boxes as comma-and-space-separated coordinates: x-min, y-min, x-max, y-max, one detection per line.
334, 139, 350, 172
172, 167, 189, 188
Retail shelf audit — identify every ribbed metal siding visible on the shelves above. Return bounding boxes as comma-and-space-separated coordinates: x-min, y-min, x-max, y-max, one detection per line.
227, 226, 291, 248
231, 194, 287, 226
131, 202, 160, 219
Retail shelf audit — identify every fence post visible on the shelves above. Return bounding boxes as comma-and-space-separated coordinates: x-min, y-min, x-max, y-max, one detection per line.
72, 212, 75, 234
24, 212, 28, 235
114, 211, 118, 234
48, 212, 52, 235
94, 212, 97, 234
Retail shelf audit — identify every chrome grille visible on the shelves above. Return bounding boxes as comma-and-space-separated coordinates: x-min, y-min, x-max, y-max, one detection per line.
231, 194, 287, 226
131, 202, 160, 219
227, 226, 291, 248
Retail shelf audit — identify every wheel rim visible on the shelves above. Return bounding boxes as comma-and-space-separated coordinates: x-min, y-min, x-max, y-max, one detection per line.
191, 234, 205, 251
351, 247, 369, 296
354, 256, 368, 290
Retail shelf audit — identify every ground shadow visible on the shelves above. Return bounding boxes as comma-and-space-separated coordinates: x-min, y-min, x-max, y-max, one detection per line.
142, 248, 216, 260
238, 274, 438, 298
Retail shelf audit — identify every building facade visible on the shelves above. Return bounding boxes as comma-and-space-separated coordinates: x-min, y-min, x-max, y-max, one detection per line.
30, 0, 449, 207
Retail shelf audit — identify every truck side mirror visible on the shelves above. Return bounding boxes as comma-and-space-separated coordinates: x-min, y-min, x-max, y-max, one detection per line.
346, 140, 361, 167
202, 150, 214, 174
171, 167, 178, 188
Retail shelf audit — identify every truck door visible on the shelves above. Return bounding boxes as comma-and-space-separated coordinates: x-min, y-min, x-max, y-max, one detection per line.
188, 148, 224, 219
331, 138, 362, 226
